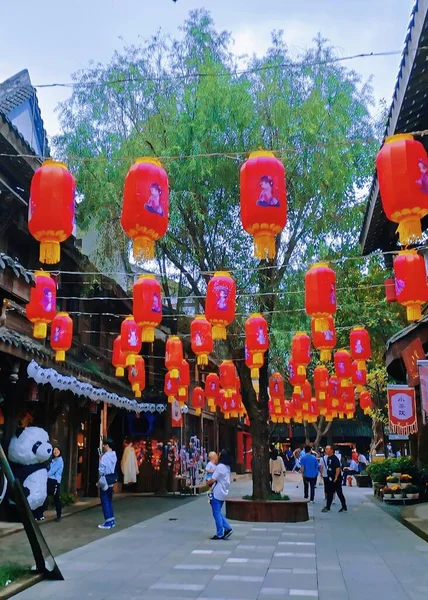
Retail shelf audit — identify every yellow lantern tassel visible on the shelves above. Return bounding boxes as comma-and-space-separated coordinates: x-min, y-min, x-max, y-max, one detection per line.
207, 397, 215, 407
133, 236, 155, 261
55, 350, 66, 362
179, 400, 185, 407
209, 405, 216, 413
338, 412, 344, 419
252, 379, 260, 394
251, 367, 260, 379
406, 304, 422, 321
212, 324, 227, 340
115, 367, 124, 377
254, 232, 276, 260
364, 408, 371, 415
356, 385, 364, 393
314, 317, 329, 332
131, 383, 140, 393
168, 395, 174, 403
297, 365, 306, 376
135, 390, 142, 398
224, 413, 230, 420
325, 415, 333, 422
397, 216, 422, 245
40, 241, 60, 265
33, 322, 47, 339
141, 326, 155, 343
320, 350, 331, 362
197, 354, 208, 366
357, 360, 366, 371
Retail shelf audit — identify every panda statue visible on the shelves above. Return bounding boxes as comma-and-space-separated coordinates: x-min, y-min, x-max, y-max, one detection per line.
8, 426, 52, 519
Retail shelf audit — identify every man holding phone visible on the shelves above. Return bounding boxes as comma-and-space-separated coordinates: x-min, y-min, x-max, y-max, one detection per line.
321, 445, 347, 513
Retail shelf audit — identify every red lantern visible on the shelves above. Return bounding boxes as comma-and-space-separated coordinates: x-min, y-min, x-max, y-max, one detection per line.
219, 360, 237, 397
376, 133, 428, 244
385, 278, 397, 302
288, 359, 306, 393
240, 151, 287, 259
216, 388, 225, 409
191, 387, 205, 415
359, 390, 373, 415
300, 380, 312, 412
112, 336, 126, 377
133, 274, 162, 343
328, 376, 340, 408
165, 336, 183, 379
351, 361, 367, 393
341, 385, 355, 418
284, 400, 295, 423
313, 365, 329, 401
178, 360, 190, 400
393, 250, 428, 321
305, 263, 336, 331
245, 346, 261, 386
121, 157, 169, 260
191, 315, 213, 366
205, 271, 236, 340
50, 312, 73, 362
205, 373, 219, 411
311, 316, 336, 362
164, 371, 179, 403
269, 372, 285, 402
29, 160, 75, 264
245, 313, 268, 373
26, 271, 56, 339
128, 356, 146, 398
120, 316, 142, 366
308, 397, 320, 423
334, 349, 352, 387
350, 326, 371, 370
291, 332, 311, 376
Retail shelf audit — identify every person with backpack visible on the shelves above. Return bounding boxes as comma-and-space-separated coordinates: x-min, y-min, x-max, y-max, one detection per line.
97, 437, 118, 530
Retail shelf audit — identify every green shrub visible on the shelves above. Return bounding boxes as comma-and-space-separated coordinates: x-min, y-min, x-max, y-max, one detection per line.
0, 564, 28, 587
367, 457, 420, 484
60, 492, 76, 507
242, 493, 290, 501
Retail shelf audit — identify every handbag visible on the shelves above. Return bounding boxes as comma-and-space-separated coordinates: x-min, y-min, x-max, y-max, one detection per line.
105, 472, 118, 486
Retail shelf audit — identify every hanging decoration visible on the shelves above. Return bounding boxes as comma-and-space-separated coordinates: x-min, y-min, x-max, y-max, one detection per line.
245, 313, 268, 379
341, 385, 355, 419
120, 316, 142, 366
313, 365, 329, 401
205, 373, 219, 412
351, 361, 367, 393
376, 133, 428, 244
311, 315, 336, 362
350, 326, 371, 370
245, 346, 262, 394
334, 349, 352, 387
178, 359, 190, 403
121, 157, 169, 260
50, 312, 73, 362
165, 336, 183, 379
128, 356, 146, 398
393, 250, 428, 321
219, 360, 237, 397
240, 150, 287, 259
28, 160, 76, 264
191, 387, 205, 415
387, 385, 418, 435
288, 358, 306, 394
269, 372, 285, 407
171, 399, 183, 427
205, 271, 236, 340
305, 263, 336, 332
26, 271, 57, 339
291, 332, 311, 376
112, 336, 126, 377
164, 371, 179, 403
359, 390, 373, 415
133, 274, 162, 343
190, 315, 213, 366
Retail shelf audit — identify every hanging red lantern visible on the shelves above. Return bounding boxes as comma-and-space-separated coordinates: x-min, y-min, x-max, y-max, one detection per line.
393, 250, 428, 321
311, 316, 336, 362
300, 380, 312, 412
307, 398, 320, 423
359, 390, 373, 415
216, 388, 225, 409
133, 274, 162, 343
341, 385, 355, 418
291, 332, 311, 376
350, 326, 371, 370
245, 313, 268, 372
245, 345, 261, 383
284, 399, 295, 423
305, 263, 336, 331
292, 391, 303, 423
128, 356, 146, 398
205, 373, 219, 411
313, 365, 329, 401
205, 271, 236, 340
288, 359, 306, 394
120, 316, 142, 366
351, 361, 367, 393
165, 336, 183, 379
164, 371, 179, 403
26, 271, 56, 339
50, 312, 73, 362
29, 160, 75, 264
220, 394, 231, 419
112, 335, 126, 377
240, 150, 287, 259
269, 372, 285, 403
334, 349, 352, 387
219, 360, 237, 397
385, 278, 397, 302
328, 376, 340, 408
121, 157, 169, 260
376, 133, 428, 244
178, 359, 190, 400
191, 315, 213, 366
191, 387, 205, 415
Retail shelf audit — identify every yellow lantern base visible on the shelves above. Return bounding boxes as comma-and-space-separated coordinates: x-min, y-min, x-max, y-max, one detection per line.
115, 367, 124, 377
297, 365, 306, 377
357, 360, 366, 370
406, 304, 422, 322
169, 368, 179, 379
178, 387, 187, 397
168, 395, 174, 403
126, 354, 136, 367
314, 317, 329, 332
197, 354, 209, 366
135, 390, 142, 399
33, 322, 47, 340
293, 385, 301, 394
209, 405, 216, 413
254, 232, 276, 260
251, 368, 260, 379
132, 383, 140, 392
363, 407, 371, 415
40, 241, 61, 265
195, 408, 202, 415
397, 215, 423, 245
207, 397, 215, 407
318, 391, 326, 400
320, 349, 331, 362
356, 385, 364, 393
141, 326, 155, 343
325, 415, 333, 422
55, 350, 66, 362
212, 324, 227, 340
133, 236, 155, 261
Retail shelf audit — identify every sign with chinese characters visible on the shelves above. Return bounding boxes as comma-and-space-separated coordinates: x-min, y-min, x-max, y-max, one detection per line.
401, 338, 425, 386
387, 385, 418, 435
171, 399, 183, 428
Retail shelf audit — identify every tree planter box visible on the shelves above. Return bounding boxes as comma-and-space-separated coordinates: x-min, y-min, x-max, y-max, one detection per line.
355, 475, 372, 488
404, 493, 419, 500
226, 498, 309, 523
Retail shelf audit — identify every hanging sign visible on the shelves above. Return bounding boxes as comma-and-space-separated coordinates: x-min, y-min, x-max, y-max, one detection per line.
171, 399, 183, 428
387, 385, 418, 435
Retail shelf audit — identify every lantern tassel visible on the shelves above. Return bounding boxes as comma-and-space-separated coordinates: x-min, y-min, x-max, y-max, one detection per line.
406, 304, 422, 321
357, 360, 366, 370
197, 354, 209, 366
135, 390, 142, 398
356, 384, 364, 393
254, 232, 276, 260
55, 350, 66, 362
40, 241, 61, 265
251, 368, 260, 379
209, 405, 216, 413
133, 237, 155, 261
212, 324, 227, 340
397, 216, 422, 245
33, 322, 47, 340
320, 350, 331, 362
131, 383, 140, 392
115, 367, 124, 377
207, 397, 215, 407
252, 379, 260, 394
141, 326, 155, 343
168, 395, 174, 403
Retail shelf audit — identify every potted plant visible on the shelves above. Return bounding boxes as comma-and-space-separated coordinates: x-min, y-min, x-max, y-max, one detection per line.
386, 475, 399, 484
400, 474, 412, 489
403, 484, 419, 500
382, 486, 394, 500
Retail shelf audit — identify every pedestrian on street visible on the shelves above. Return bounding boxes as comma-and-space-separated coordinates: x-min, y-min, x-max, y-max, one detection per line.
322, 445, 347, 513
269, 448, 286, 494
97, 437, 118, 530
45, 446, 64, 521
300, 445, 319, 503
207, 449, 233, 540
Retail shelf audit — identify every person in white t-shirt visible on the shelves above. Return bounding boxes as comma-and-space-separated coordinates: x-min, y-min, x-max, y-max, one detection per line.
207, 449, 233, 540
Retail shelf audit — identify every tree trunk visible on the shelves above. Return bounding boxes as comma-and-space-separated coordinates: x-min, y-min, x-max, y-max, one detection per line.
312, 417, 333, 450
370, 419, 384, 457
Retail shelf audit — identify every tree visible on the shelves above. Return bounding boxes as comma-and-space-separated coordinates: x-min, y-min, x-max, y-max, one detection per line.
55, 9, 380, 499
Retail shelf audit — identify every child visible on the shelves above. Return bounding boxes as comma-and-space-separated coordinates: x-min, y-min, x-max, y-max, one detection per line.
205, 452, 218, 480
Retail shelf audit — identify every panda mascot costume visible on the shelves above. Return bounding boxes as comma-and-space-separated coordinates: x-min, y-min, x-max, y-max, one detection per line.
7, 426, 52, 520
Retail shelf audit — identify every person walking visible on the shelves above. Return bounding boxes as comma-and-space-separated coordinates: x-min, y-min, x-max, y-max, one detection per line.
300, 445, 319, 503
322, 445, 347, 513
46, 446, 64, 521
269, 448, 286, 494
98, 438, 118, 530
207, 449, 233, 540
292, 448, 301, 473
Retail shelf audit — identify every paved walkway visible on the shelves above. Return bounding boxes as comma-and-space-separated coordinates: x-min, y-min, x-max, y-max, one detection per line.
15, 474, 428, 600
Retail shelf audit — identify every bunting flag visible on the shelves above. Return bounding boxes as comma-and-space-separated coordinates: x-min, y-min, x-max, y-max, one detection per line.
171, 399, 183, 428
387, 385, 418, 435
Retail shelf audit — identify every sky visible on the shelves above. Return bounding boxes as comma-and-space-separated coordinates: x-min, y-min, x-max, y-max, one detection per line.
0, 0, 416, 139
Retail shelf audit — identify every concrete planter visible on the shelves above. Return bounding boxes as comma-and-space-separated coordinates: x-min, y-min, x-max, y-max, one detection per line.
225, 498, 309, 523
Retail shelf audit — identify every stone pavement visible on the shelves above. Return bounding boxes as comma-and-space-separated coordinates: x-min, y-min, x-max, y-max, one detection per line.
14, 474, 428, 600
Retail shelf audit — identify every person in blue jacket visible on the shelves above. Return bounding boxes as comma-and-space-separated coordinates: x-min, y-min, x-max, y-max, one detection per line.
46, 446, 64, 521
